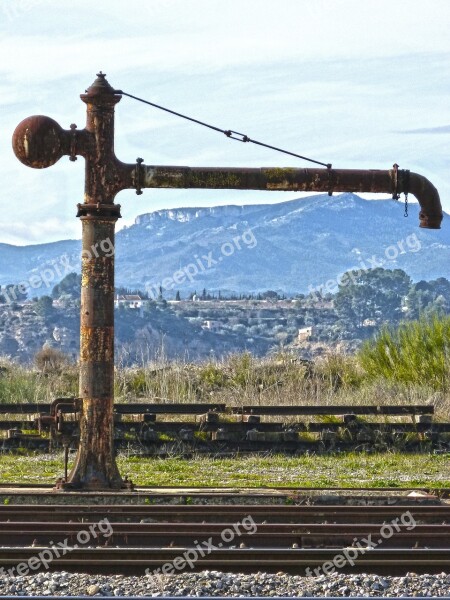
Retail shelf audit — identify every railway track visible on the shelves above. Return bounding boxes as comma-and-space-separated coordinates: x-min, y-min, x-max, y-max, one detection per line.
2, 401, 448, 453
0, 499, 450, 576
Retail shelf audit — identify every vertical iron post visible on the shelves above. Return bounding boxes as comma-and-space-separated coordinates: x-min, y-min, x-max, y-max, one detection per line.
65, 74, 124, 489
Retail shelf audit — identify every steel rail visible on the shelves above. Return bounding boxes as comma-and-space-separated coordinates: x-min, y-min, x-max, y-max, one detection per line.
0, 547, 450, 575
0, 504, 445, 513
0, 502, 449, 575
0, 403, 434, 415
0, 484, 445, 493
0, 483, 444, 492
0, 505, 448, 524
1, 522, 447, 533
2, 422, 447, 432
1, 527, 448, 548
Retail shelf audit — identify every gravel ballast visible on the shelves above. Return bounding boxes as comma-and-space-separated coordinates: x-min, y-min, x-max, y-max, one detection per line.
0, 570, 450, 597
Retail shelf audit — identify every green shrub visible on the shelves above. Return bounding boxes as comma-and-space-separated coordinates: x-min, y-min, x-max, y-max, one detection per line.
314, 353, 363, 390
198, 363, 226, 389
359, 315, 450, 391
0, 356, 77, 404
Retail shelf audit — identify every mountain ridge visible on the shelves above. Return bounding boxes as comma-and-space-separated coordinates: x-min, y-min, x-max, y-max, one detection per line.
0, 193, 448, 296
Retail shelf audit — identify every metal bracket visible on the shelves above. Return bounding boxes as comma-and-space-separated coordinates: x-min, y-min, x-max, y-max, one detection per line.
392, 163, 401, 200
76, 203, 122, 218
327, 164, 334, 196
69, 124, 78, 162
135, 157, 144, 195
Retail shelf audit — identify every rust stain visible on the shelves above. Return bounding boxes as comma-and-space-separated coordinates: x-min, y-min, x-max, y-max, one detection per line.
81, 257, 114, 291
80, 326, 114, 363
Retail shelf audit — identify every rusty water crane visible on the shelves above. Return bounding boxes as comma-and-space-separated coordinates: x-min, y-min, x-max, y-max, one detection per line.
12, 73, 443, 490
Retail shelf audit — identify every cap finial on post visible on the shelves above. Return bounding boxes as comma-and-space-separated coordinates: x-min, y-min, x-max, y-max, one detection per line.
84, 72, 119, 96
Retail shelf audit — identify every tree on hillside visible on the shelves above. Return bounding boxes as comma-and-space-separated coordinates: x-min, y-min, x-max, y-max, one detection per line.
51, 272, 81, 299
334, 268, 411, 327
260, 290, 280, 302
34, 295, 54, 317
115, 286, 149, 299
404, 277, 450, 320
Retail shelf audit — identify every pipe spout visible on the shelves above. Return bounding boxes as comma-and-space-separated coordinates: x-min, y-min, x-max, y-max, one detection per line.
327, 167, 443, 229
406, 171, 443, 229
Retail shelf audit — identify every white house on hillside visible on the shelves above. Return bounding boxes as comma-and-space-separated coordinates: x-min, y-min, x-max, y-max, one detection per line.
202, 320, 222, 331
298, 326, 314, 342
114, 294, 144, 309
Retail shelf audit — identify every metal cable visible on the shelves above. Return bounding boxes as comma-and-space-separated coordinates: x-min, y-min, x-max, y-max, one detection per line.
115, 90, 331, 169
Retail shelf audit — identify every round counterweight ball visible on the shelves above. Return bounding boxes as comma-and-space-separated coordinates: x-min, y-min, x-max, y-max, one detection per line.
12, 115, 65, 168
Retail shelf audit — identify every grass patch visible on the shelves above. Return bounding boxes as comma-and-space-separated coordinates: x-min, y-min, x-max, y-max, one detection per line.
0, 357, 78, 404
0, 452, 448, 488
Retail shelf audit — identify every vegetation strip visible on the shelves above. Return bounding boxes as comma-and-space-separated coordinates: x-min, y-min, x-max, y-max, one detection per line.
0, 453, 447, 487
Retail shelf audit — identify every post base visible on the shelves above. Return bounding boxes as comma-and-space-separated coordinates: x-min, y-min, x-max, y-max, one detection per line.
53, 476, 134, 492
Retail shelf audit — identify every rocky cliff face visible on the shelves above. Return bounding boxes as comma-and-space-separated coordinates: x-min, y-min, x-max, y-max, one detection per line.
0, 194, 448, 298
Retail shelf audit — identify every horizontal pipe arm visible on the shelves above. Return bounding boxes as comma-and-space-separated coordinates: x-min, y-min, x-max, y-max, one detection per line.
12, 115, 442, 228
121, 164, 442, 229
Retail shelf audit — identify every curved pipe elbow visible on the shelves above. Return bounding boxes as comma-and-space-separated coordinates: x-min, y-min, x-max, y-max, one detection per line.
407, 172, 443, 229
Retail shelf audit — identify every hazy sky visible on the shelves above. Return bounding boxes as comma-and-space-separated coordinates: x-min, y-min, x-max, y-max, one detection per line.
1, 0, 449, 244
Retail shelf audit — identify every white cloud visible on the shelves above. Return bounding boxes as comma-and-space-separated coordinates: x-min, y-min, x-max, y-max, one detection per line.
1, 0, 450, 244
2, 0, 450, 85
0, 218, 80, 246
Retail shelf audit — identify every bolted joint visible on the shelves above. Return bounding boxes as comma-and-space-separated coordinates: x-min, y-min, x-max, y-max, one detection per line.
76, 203, 122, 219
69, 124, 78, 161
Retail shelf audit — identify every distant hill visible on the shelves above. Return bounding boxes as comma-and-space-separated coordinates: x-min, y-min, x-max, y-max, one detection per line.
0, 194, 448, 297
